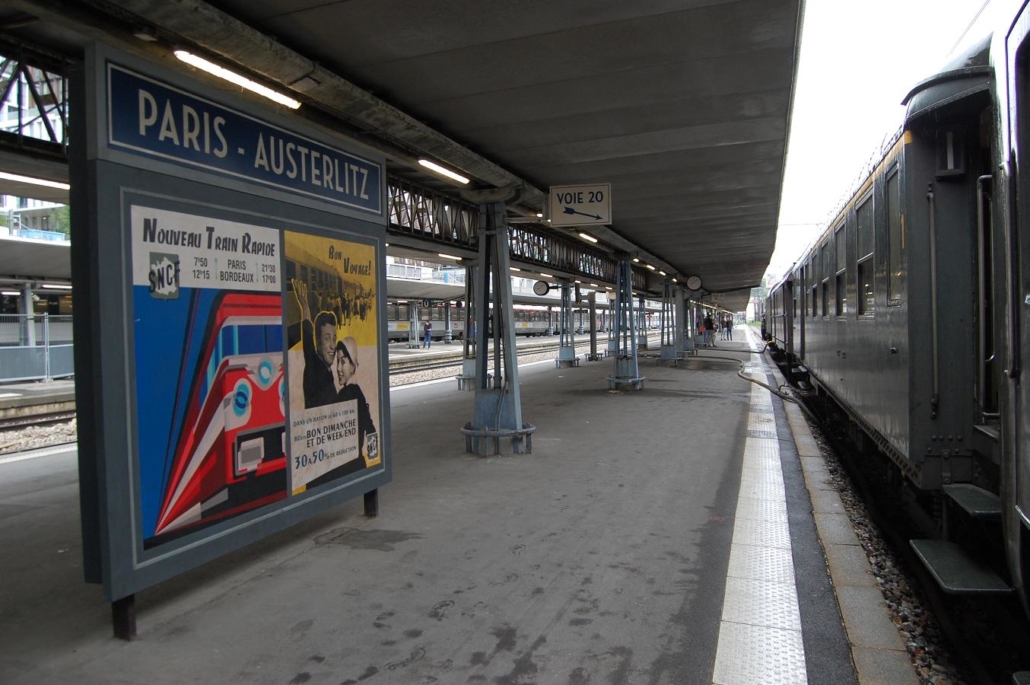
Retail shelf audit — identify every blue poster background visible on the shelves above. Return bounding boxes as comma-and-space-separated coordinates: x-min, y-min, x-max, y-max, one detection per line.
134, 287, 218, 540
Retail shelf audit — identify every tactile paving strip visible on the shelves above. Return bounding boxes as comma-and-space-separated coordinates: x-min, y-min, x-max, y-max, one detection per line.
712, 346, 808, 683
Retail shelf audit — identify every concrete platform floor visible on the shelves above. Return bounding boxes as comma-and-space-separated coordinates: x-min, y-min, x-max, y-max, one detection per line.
0, 328, 913, 684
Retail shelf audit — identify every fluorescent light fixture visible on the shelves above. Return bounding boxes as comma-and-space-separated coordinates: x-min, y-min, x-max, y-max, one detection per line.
0, 171, 70, 190
438, 253, 462, 261
672, 278, 678, 283
384, 242, 390, 247
1, 291, 18, 296
510, 267, 521, 272
578, 232, 598, 244
632, 258, 640, 263
659, 270, 666, 276
536, 213, 543, 218
590, 283, 600, 287
646, 264, 656, 271
41, 283, 72, 290
574, 280, 582, 284
539, 273, 552, 278
174, 50, 301, 109
418, 159, 470, 184
546, 219, 551, 223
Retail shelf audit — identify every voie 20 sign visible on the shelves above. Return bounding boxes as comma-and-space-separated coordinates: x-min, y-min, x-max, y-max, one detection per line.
548, 183, 611, 227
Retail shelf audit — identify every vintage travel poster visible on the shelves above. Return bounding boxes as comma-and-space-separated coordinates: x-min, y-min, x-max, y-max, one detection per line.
130, 205, 287, 549
284, 231, 381, 494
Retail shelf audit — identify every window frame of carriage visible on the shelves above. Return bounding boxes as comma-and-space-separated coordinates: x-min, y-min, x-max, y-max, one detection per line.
855, 189, 875, 318
885, 163, 903, 307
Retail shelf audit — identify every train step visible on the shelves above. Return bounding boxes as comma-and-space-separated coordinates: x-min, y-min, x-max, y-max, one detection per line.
909, 539, 1012, 595
943, 483, 1002, 520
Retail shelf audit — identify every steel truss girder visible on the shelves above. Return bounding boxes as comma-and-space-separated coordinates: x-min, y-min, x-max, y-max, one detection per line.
386, 178, 644, 290
0, 44, 69, 153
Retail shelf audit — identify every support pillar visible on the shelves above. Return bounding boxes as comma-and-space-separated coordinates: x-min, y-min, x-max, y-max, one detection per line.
607, 297, 617, 357
407, 302, 419, 349
659, 280, 680, 363
556, 280, 579, 367
587, 291, 602, 361
677, 287, 693, 355
460, 201, 534, 454
457, 266, 477, 390
20, 282, 35, 347
637, 295, 648, 349
607, 257, 644, 390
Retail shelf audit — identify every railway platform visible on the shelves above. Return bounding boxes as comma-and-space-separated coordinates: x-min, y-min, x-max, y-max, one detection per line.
0, 326, 917, 684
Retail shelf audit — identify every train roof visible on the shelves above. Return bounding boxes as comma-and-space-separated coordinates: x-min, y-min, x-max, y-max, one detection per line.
902, 34, 992, 121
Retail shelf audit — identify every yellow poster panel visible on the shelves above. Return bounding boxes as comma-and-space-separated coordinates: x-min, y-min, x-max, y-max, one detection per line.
284, 232, 381, 495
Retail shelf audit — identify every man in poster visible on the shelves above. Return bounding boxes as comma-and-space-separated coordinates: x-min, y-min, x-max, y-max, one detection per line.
293, 278, 339, 408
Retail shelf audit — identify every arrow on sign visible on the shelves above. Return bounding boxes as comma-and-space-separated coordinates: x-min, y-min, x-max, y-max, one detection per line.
562, 207, 602, 220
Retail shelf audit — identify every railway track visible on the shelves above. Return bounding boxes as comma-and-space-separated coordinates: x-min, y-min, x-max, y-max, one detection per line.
797, 391, 1030, 684
0, 408, 76, 431
389, 338, 604, 374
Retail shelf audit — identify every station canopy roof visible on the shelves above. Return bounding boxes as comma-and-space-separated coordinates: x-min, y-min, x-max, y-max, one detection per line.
1, 0, 803, 312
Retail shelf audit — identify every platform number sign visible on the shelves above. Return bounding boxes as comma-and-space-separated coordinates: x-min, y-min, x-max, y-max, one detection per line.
548, 183, 611, 227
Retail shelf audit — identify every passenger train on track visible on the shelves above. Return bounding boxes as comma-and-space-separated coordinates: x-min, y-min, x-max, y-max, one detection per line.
766, 6, 1030, 618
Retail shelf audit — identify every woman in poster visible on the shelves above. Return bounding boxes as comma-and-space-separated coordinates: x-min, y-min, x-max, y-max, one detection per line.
334, 337, 377, 450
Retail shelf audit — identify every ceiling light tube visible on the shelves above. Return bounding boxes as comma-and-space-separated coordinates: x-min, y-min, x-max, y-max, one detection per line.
0, 171, 70, 190
41, 283, 72, 289
437, 253, 462, 261
539, 273, 552, 278
418, 159, 470, 184
1, 291, 18, 296
659, 270, 666, 276
174, 50, 301, 109
646, 264, 656, 271
510, 267, 521, 272
578, 232, 598, 244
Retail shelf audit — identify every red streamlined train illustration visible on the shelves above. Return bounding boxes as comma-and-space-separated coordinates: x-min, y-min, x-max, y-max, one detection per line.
153, 292, 287, 540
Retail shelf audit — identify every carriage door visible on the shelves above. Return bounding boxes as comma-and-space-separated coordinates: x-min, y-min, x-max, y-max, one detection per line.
975, 112, 998, 427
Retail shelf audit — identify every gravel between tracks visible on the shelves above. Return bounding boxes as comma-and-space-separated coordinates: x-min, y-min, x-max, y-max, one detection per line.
802, 415, 968, 685
0, 418, 77, 455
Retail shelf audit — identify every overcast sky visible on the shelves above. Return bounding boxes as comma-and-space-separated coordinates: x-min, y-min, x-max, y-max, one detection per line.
768, 0, 997, 279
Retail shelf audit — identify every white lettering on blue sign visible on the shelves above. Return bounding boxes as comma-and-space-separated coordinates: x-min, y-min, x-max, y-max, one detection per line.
108, 64, 382, 215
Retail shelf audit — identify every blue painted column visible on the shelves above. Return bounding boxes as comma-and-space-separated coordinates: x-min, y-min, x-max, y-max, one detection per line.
461, 201, 534, 454
659, 279, 679, 361
677, 286, 692, 355
457, 266, 478, 389
607, 256, 644, 390
556, 280, 578, 367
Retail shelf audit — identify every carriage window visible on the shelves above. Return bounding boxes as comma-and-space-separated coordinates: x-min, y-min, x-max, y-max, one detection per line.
834, 224, 847, 316
856, 195, 874, 315
820, 244, 829, 316
886, 169, 903, 304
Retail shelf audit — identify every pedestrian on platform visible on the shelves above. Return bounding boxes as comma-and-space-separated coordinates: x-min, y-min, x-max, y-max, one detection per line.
703, 313, 715, 347
422, 319, 433, 348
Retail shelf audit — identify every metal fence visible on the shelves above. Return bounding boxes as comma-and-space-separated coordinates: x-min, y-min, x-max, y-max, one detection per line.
0, 314, 74, 382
